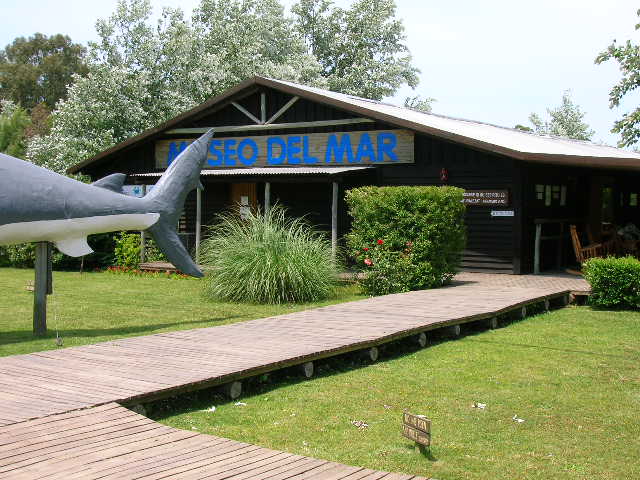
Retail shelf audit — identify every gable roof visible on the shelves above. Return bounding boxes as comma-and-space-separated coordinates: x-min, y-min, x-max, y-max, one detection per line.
68, 76, 640, 174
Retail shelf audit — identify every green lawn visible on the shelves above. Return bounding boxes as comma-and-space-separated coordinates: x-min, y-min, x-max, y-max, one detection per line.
0, 267, 364, 357
156, 307, 640, 480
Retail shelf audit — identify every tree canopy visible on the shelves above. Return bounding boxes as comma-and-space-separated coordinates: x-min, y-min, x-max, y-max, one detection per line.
292, 0, 419, 100
0, 101, 31, 158
595, 9, 640, 147
0, 33, 87, 110
527, 90, 594, 141
26, 0, 421, 174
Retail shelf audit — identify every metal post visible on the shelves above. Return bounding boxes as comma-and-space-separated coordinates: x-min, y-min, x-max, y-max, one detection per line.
264, 182, 271, 214
534, 223, 542, 275
33, 242, 49, 336
331, 181, 338, 258
195, 187, 202, 263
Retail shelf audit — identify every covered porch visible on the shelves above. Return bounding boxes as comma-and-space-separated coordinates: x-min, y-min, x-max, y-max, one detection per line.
132, 166, 375, 263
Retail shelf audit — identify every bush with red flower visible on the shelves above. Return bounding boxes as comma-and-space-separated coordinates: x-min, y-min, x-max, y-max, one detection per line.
346, 186, 466, 296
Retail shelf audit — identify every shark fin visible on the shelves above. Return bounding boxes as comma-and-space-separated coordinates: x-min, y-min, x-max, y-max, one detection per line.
92, 173, 127, 193
55, 237, 93, 257
147, 221, 202, 277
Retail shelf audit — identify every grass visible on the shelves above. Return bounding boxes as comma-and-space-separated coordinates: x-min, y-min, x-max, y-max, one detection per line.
201, 207, 339, 304
155, 306, 640, 480
0, 267, 364, 357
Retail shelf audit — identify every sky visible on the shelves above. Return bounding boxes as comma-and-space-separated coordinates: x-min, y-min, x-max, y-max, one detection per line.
1, 0, 638, 147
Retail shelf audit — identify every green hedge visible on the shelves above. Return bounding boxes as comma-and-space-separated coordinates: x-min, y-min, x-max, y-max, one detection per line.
583, 256, 640, 309
345, 186, 466, 295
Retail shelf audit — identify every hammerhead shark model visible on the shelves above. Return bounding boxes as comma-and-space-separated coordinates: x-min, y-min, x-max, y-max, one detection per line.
0, 130, 213, 277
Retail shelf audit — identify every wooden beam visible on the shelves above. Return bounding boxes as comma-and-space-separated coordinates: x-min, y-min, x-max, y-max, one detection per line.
534, 223, 542, 275
331, 181, 338, 258
166, 118, 374, 135
33, 242, 49, 336
260, 93, 266, 124
265, 96, 299, 125
231, 102, 262, 125
195, 187, 202, 263
264, 181, 271, 214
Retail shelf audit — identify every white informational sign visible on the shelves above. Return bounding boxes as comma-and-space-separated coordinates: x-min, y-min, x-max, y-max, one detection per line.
491, 210, 514, 217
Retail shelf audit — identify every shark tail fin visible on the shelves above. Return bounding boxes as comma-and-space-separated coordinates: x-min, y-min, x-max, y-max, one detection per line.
143, 130, 213, 278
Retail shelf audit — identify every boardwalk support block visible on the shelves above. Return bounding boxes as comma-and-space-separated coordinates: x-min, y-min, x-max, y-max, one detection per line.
519, 306, 527, 319
301, 361, 314, 378
221, 381, 242, 400
544, 299, 550, 311
416, 332, 427, 347
487, 317, 498, 329
129, 404, 147, 417
362, 346, 379, 362
446, 324, 461, 337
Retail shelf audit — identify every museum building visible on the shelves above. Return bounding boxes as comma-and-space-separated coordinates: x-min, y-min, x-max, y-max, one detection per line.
68, 76, 640, 274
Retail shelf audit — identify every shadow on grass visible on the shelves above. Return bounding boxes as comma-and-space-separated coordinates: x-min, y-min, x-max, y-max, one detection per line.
0, 315, 237, 347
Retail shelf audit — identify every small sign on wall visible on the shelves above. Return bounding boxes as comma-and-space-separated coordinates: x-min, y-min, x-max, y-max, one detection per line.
462, 190, 510, 206
491, 210, 514, 217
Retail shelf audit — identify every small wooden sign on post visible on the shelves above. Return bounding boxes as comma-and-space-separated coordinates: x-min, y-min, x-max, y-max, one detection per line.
402, 412, 431, 452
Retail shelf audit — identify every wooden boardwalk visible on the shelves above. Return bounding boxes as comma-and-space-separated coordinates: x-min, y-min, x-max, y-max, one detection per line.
0, 273, 589, 478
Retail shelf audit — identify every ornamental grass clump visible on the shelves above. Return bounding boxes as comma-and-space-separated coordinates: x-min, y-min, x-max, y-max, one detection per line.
200, 207, 339, 304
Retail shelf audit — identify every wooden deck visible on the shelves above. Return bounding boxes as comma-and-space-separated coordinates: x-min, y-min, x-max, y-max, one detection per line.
0, 403, 425, 479
0, 273, 589, 478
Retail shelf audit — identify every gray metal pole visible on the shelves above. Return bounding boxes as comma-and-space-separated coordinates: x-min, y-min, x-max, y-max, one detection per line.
534, 223, 542, 275
264, 182, 271, 214
195, 187, 202, 263
33, 242, 49, 336
331, 181, 338, 258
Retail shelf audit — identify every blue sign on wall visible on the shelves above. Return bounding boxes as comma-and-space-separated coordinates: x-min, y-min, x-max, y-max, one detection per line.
155, 129, 414, 168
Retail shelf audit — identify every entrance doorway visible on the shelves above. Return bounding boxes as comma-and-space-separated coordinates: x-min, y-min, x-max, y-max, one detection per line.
230, 183, 257, 219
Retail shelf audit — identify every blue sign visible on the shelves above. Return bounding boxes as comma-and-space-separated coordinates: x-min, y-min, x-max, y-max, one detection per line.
156, 130, 414, 168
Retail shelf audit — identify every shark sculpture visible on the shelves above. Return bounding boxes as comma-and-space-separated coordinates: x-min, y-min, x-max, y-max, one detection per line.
0, 130, 213, 277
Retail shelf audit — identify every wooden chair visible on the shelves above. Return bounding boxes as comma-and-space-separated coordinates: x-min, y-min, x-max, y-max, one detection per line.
570, 225, 603, 264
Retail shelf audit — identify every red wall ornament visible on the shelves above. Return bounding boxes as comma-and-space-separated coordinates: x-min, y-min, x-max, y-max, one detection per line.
440, 168, 449, 183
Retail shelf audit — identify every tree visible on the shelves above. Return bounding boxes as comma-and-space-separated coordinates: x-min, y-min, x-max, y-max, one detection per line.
27, 0, 421, 174
527, 91, 594, 141
0, 100, 31, 158
404, 95, 434, 113
595, 9, 640, 147
292, 0, 419, 100
0, 33, 87, 110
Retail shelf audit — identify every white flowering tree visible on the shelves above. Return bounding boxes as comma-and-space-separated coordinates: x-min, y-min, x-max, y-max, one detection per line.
527, 91, 595, 141
27, 0, 419, 173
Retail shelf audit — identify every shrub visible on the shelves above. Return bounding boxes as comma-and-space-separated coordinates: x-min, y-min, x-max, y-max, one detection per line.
114, 232, 141, 268
200, 207, 340, 304
583, 256, 640, 309
346, 186, 466, 295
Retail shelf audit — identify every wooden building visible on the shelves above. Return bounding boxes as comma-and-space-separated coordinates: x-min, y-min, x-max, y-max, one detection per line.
69, 77, 640, 274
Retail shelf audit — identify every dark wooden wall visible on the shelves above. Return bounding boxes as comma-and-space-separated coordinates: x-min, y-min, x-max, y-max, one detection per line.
377, 134, 517, 273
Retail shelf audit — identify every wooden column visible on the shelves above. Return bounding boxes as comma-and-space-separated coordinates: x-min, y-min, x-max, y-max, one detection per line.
264, 182, 271, 214
33, 242, 51, 336
140, 185, 147, 264
195, 187, 202, 263
534, 223, 542, 275
331, 181, 338, 257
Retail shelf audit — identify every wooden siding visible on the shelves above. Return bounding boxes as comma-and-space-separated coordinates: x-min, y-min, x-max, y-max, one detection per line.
378, 134, 517, 273
85, 87, 520, 274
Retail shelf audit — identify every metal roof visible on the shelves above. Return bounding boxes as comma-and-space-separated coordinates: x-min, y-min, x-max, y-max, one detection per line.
68, 76, 640, 174
130, 166, 373, 177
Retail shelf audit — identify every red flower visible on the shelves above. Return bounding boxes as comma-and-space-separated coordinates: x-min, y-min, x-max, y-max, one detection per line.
406, 241, 413, 247
364, 258, 373, 266
363, 247, 369, 251
377, 239, 384, 245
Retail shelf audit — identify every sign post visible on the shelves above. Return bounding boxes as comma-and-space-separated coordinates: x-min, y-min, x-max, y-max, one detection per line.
33, 241, 52, 336
402, 412, 431, 453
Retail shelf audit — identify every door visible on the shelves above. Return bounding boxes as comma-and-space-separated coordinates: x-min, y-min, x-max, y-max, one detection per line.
230, 183, 257, 220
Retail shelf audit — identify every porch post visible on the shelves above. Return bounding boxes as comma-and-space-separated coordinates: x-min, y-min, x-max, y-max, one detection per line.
534, 223, 542, 275
331, 181, 338, 258
264, 181, 271, 214
140, 185, 147, 264
195, 187, 202, 263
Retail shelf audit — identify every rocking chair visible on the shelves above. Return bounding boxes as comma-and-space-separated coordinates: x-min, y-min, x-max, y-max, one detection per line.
570, 225, 603, 265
